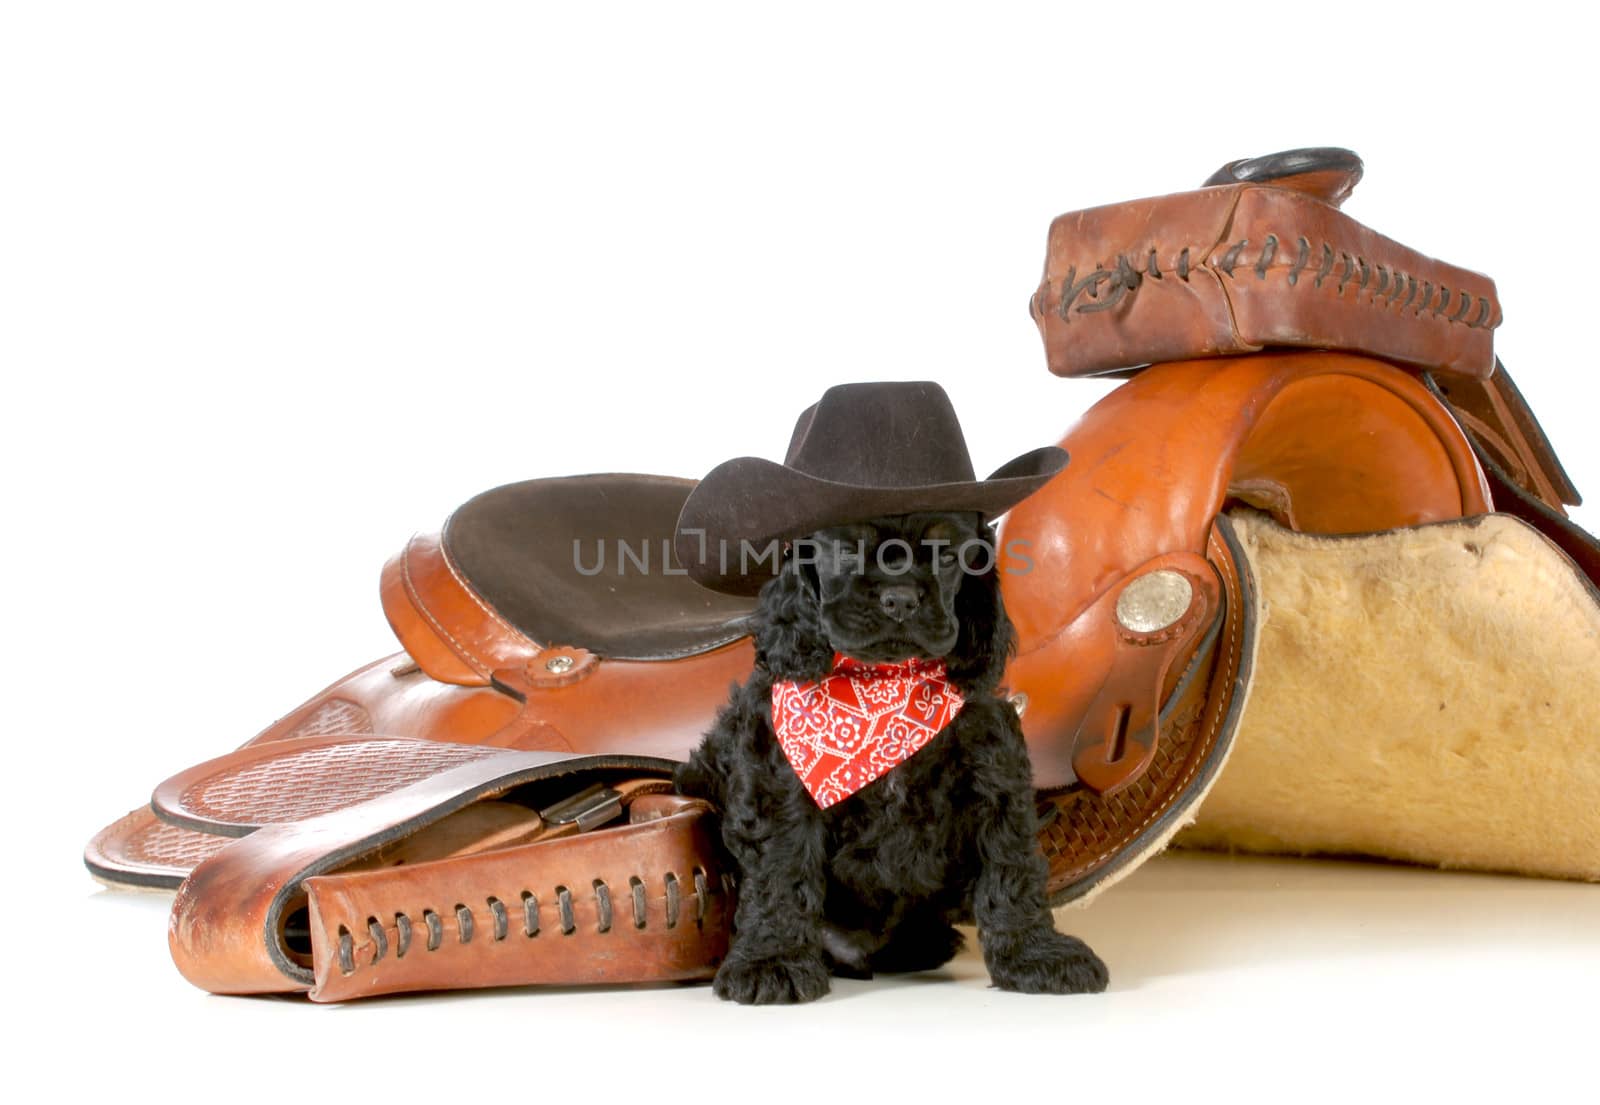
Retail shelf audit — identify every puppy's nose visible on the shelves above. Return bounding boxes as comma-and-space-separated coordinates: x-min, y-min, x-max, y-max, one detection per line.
878, 585, 920, 622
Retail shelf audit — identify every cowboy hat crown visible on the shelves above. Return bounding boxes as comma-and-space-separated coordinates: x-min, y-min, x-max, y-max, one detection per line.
674, 381, 1068, 595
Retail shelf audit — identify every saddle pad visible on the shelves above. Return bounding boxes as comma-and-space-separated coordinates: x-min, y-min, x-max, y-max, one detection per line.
1180, 510, 1600, 882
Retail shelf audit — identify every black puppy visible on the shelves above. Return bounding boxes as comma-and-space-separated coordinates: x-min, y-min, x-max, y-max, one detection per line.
675, 510, 1109, 1003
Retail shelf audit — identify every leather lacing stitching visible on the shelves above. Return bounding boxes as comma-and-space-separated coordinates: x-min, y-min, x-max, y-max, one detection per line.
1052, 236, 1496, 329
333, 866, 735, 975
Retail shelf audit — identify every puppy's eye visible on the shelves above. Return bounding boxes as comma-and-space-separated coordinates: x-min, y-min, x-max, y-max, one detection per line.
958, 540, 996, 573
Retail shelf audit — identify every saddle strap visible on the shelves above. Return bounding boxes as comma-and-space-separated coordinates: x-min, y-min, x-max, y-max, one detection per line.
1423, 365, 1600, 586
1429, 361, 1581, 509
166, 740, 733, 999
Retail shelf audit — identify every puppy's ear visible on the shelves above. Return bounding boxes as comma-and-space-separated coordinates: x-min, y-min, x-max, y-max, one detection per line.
944, 524, 1015, 694
752, 551, 835, 681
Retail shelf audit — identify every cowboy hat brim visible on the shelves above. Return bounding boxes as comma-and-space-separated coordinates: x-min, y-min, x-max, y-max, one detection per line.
673, 445, 1069, 595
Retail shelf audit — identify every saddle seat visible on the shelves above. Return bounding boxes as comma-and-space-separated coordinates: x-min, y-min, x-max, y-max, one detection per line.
443, 474, 755, 662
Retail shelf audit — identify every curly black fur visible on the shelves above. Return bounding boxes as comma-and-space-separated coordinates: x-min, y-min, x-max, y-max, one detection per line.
676, 512, 1108, 1003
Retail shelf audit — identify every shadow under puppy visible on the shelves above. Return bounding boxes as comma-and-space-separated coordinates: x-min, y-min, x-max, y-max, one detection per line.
673, 381, 1108, 1003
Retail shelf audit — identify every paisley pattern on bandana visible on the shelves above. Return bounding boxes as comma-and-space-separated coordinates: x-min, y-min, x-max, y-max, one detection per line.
770, 654, 964, 808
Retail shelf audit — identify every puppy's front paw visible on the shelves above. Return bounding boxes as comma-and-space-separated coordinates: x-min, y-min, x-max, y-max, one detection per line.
713, 952, 832, 1004
986, 930, 1109, 995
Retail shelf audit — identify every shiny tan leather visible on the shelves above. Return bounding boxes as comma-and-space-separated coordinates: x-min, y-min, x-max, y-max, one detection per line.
166, 741, 732, 997
1030, 177, 1501, 380
305, 792, 728, 1001
382, 531, 534, 686
1435, 367, 1580, 510
1001, 350, 1490, 789
382, 530, 755, 755
1422, 365, 1600, 585
1061, 548, 1220, 797
1038, 517, 1255, 902
269, 654, 522, 747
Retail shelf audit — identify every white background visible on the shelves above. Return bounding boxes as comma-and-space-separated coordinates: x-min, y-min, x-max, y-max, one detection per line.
3, 3, 1597, 1101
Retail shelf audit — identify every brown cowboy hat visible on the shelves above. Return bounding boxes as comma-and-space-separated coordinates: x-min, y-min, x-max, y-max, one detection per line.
674, 381, 1068, 595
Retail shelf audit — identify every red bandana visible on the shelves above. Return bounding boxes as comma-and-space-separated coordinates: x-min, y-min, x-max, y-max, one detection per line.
771, 654, 965, 809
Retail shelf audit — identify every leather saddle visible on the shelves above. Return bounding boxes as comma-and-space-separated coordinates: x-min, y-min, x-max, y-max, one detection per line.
88, 148, 1600, 999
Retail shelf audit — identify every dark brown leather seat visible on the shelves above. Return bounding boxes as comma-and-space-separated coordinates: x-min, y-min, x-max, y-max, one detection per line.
445, 473, 755, 661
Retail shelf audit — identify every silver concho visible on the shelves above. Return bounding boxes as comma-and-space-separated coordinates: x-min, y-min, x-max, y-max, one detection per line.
1114, 570, 1193, 633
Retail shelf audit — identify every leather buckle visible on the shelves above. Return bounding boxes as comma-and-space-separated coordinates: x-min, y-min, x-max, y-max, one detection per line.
539, 784, 625, 833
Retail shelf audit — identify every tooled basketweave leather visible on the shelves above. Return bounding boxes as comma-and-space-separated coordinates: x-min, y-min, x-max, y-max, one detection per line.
86, 147, 1600, 998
